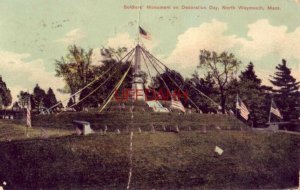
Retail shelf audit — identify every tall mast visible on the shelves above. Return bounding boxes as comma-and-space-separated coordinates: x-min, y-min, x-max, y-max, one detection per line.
130, 0, 145, 101
137, 0, 142, 45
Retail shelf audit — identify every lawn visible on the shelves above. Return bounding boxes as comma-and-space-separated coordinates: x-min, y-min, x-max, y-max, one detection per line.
0, 119, 298, 189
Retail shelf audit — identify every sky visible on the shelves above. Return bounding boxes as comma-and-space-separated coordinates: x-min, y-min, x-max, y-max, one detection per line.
0, 0, 300, 103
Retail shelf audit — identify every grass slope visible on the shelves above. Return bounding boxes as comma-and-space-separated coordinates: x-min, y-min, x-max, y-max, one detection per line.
0, 120, 72, 141
0, 129, 299, 189
31, 112, 246, 131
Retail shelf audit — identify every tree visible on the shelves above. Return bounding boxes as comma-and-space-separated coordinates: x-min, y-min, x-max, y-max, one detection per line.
17, 91, 33, 109
227, 62, 269, 126
151, 69, 185, 94
186, 71, 219, 113
0, 76, 12, 108
44, 88, 58, 109
101, 47, 128, 62
270, 59, 300, 121
198, 50, 241, 113
12, 101, 21, 111
78, 47, 134, 108
55, 45, 93, 103
55, 45, 135, 110
33, 84, 46, 112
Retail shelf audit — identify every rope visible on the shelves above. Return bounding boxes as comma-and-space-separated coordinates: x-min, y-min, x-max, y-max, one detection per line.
141, 49, 173, 98
142, 47, 200, 110
143, 49, 199, 110
99, 60, 133, 112
141, 46, 221, 109
47, 48, 136, 112
56, 68, 119, 115
141, 49, 153, 84
55, 48, 135, 114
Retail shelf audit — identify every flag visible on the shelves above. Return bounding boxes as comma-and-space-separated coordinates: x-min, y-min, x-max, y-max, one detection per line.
270, 100, 283, 119
170, 99, 186, 113
26, 98, 31, 128
139, 26, 151, 40
214, 146, 224, 155
236, 95, 249, 120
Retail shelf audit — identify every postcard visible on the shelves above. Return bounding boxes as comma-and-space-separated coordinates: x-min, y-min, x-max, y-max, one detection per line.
0, 0, 299, 189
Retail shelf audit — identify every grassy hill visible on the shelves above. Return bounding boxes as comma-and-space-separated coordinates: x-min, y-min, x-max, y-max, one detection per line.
0, 121, 299, 189
0, 120, 72, 141
30, 112, 247, 131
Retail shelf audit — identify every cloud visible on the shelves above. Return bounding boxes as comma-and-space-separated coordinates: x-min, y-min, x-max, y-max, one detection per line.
165, 19, 239, 70
91, 33, 136, 65
106, 33, 135, 49
0, 51, 68, 104
239, 20, 300, 61
55, 28, 86, 44
166, 19, 300, 84
105, 32, 157, 50
91, 32, 158, 65
292, 64, 300, 82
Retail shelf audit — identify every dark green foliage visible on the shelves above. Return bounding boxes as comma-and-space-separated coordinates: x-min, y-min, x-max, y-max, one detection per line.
270, 59, 300, 121
18, 86, 60, 111
55, 45, 94, 96
33, 84, 46, 111
186, 72, 219, 113
227, 63, 270, 127
198, 50, 241, 113
151, 69, 185, 93
17, 91, 33, 109
0, 76, 12, 108
67, 97, 74, 108
44, 88, 60, 109
55, 46, 144, 110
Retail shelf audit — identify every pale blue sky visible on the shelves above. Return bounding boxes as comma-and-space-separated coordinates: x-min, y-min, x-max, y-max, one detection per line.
0, 0, 299, 102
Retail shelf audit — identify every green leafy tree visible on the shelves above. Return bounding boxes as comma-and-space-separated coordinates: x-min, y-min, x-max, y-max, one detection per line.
0, 76, 12, 108
198, 50, 241, 113
55, 46, 135, 110
81, 47, 131, 106
55, 45, 93, 103
270, 59, 300, 121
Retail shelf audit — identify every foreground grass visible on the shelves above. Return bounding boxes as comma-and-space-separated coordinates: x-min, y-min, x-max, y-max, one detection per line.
0, 120, 72, 141
0, 128, 298, 189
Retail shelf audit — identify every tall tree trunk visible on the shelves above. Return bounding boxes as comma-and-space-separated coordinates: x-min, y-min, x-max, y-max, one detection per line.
220, 88, 226, 114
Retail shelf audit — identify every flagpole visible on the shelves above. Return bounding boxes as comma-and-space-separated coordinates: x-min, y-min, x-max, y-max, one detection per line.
137, 0, 142, 45
236, 94, 238, 118
235, 94, 239, 130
